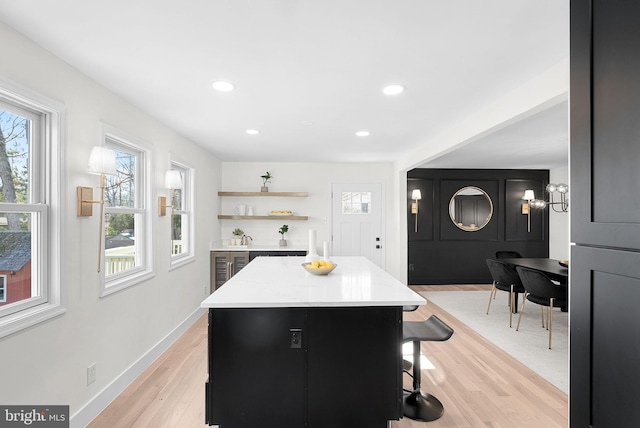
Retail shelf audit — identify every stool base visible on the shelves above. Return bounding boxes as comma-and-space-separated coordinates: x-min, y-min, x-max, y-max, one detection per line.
403, 390, 444, 422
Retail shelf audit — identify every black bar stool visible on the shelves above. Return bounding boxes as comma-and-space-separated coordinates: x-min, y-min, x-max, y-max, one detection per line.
402, 314, 454, 421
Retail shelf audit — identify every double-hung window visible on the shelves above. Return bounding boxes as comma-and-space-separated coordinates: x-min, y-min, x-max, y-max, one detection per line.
168, 159, 194, 269
102, 129, 153, 295
0, 78, 64, 338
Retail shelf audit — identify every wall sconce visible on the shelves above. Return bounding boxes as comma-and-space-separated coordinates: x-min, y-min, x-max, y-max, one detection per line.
158, 170, 183, 216
525, 184, 569, 212
411, 189, 422, 233
522, 183, 569, 232
77, 146, 118, 272
521, 189, 535, 232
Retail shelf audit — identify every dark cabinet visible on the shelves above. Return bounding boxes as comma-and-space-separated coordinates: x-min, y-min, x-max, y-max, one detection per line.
248, 250, 306, 260
205, 306, 402, 428
210, 252, 249, 291
570, 0, 640, 425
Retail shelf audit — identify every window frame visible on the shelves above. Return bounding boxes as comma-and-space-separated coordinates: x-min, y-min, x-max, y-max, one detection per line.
0, 76, 65, 338
168, 158, 195, 270
101, 126, 154, 296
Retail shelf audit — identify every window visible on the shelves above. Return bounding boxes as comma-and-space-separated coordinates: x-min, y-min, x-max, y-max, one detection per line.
0, 276, 6, 303
341, 191, 371, 214
168, 160, 194, 269
0, 77, 64, 338
102, 128, 153, 295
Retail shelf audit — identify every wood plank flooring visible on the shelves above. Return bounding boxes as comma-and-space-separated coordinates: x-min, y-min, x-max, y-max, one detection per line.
88, 285, 568, 428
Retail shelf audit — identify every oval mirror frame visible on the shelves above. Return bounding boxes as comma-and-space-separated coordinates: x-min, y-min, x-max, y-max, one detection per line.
448, 186, 494, 232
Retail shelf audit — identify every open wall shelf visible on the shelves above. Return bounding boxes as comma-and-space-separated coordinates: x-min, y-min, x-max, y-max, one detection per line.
217, 215, 308, 220
218, 192, 308, 197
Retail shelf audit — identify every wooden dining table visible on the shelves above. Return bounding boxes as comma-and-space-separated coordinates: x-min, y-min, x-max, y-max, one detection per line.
495, 257, 569, 311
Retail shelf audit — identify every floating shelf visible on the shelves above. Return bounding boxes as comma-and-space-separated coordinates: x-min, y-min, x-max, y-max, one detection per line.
218, 191, 308, 197
218, 215, 308, 220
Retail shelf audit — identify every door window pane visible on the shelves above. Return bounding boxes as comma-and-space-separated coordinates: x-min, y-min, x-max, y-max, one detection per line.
341, 192, 371, 214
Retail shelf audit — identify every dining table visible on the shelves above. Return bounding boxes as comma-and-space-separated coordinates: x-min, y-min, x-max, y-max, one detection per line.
498, 257, 568, 283
495, 257, 568, 311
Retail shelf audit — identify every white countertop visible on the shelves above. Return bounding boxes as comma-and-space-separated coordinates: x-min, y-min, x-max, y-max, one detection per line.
201, 256, 426, 308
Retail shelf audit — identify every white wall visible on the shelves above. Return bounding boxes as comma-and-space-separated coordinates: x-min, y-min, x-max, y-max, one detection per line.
220, 162, 402, 279
0, 22, 221, 423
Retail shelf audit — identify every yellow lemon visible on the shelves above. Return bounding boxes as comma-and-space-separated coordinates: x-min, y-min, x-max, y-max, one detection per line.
311, 260, 321, 268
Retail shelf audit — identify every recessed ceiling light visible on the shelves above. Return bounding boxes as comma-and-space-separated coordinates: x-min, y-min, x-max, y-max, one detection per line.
355, 131, 370, 137
382, 84, 405, 95
246, 129, 260, 135
212, 81, 235, 92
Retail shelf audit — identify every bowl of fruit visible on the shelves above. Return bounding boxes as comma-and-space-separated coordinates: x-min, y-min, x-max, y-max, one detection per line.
301, 260, 337, 275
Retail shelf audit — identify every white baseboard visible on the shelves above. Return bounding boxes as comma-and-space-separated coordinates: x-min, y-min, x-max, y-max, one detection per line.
70, 307, 206, 428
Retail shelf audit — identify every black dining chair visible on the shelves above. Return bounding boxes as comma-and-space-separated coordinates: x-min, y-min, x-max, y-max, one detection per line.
485, 259, 526, 327
515, 266, 568, 349
495, 250, 522, 259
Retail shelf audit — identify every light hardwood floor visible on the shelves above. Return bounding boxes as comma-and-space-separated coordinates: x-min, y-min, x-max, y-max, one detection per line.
88, 285, 568, 428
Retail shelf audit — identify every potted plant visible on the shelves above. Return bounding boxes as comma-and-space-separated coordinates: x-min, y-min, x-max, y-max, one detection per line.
232, 228, 244, 246
260, 171, 272, 192
278, 224, 289, 247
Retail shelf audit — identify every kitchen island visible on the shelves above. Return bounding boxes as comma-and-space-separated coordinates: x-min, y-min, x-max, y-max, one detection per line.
201, 256, 425, 428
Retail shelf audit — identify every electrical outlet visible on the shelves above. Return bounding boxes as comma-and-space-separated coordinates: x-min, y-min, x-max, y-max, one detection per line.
290, 328, 302, 349
87, 363, 96, 386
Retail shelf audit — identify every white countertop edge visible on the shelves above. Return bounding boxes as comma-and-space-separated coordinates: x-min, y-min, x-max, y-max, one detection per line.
202, 300, 426, 309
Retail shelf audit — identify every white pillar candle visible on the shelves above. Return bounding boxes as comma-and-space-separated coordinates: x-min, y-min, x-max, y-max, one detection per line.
308, 229, 317, 256
323, 241, 329, 260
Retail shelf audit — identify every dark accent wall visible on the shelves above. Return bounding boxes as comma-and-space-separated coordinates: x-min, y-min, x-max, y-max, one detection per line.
407, 169, 549, 284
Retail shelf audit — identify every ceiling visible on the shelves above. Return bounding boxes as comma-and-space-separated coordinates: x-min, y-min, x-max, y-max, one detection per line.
0, 0, 569, 166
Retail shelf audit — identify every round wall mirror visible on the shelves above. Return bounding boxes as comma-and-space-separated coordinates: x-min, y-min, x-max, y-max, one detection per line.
449, 186, 493, 232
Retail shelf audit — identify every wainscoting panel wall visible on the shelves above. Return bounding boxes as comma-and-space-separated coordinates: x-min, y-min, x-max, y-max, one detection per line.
407, 169, 549, 285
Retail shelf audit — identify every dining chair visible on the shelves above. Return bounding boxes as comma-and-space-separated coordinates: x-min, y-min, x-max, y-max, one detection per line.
495, 250, 522, 259
485, 259, 526, 327
515, 266, 569, 349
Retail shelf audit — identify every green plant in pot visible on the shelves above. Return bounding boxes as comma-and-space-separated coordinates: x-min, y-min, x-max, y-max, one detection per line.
232, 228, 244, 246
278, 224, 289, 247
260, 171, 272, 192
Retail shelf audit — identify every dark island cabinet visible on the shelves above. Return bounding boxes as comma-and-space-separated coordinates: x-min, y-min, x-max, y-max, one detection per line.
205, 306, 402, 428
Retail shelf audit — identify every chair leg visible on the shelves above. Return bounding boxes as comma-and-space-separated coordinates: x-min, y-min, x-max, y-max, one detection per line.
516, 294, 527, 331
403, 340, 445, 422
540, 305, 545, 328
548, 298, 555, 349
508, 285, 514, 328
486, 283, 497, 314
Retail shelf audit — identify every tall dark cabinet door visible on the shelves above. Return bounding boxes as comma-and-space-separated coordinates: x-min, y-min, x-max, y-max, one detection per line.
207, 308, 307, 427
571, 0, 640, 248
571, 0, 640, 426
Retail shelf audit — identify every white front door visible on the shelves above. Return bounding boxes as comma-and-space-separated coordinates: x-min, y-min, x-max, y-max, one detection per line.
331, 182, 384, 268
